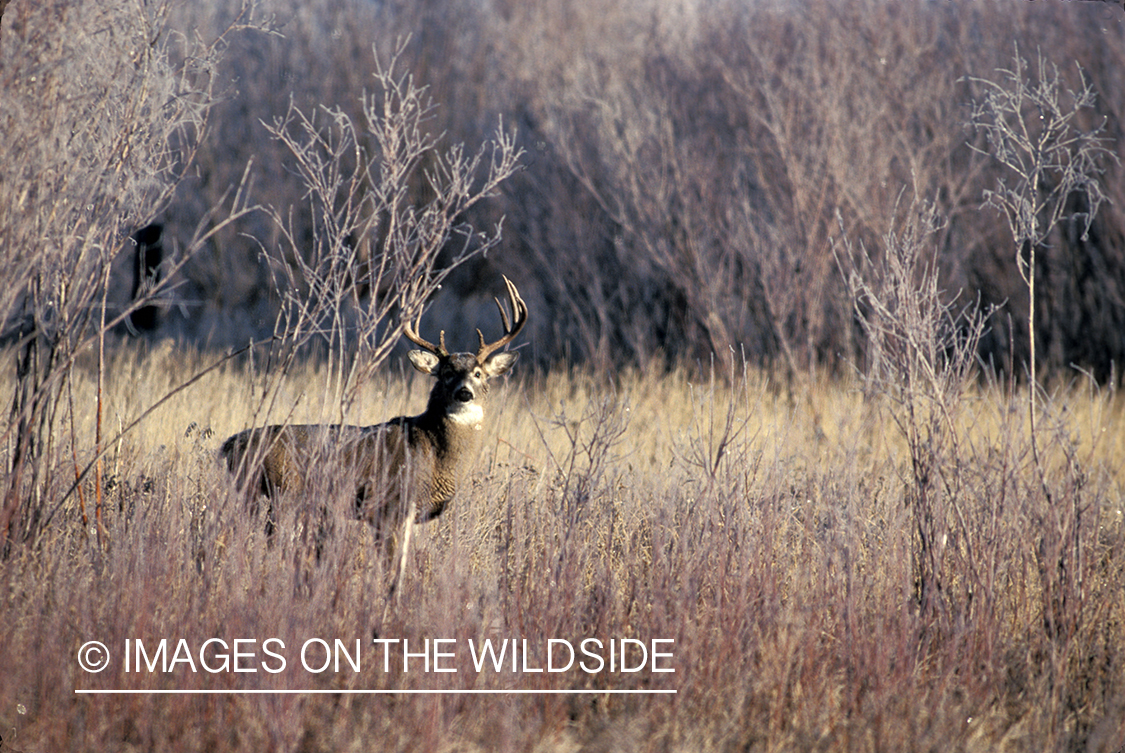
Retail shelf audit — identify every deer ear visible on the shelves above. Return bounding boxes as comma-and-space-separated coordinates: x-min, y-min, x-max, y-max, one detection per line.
408, 350, 441, 374
483, 350, 519, 376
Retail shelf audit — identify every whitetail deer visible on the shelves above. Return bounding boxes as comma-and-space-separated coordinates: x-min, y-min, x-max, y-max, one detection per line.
220, 276, 527, 547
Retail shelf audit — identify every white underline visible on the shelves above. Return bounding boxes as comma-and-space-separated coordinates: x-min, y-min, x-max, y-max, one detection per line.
76, 688, 676, 695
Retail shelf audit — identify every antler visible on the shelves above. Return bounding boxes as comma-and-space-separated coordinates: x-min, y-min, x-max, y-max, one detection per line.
403, 310, 449, 357
476, 275, 528, 362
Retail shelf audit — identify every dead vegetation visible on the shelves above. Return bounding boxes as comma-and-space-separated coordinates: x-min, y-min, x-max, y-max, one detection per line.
0, 342, 1123, 751
2, 0, 1125, 750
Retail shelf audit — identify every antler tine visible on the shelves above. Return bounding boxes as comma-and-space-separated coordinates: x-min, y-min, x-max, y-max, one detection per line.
476, 275, 528, 361
403, 309, 448, 357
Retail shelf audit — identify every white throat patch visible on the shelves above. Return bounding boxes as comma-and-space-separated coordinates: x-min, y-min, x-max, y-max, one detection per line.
449, 403, 484, 429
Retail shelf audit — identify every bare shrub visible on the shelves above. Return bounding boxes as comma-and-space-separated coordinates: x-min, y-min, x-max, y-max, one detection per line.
166, 0, 513, 339
254, 43, 522, 418
486, 0, 1125, 378
841, 200, 989, 623
969, 47, 1115, 399
0, 0, 261, 550
969, 47, 1116, 386
138, 0, 1125, 377
842, 193, 1121, 741
970, 47, 1116, 643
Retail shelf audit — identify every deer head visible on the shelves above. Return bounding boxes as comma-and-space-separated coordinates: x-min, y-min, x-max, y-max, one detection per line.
403, 275, 527, 428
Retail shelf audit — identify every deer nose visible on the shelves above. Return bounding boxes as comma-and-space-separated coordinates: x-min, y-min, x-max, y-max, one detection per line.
455, 386, 474, 403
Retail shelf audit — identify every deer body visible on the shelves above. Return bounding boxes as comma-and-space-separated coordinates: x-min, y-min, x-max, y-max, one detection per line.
221, 276, 527, 539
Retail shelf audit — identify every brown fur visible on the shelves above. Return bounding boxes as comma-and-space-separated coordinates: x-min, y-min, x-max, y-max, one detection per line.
220, 387, 480, 536
220, 276, 527, 542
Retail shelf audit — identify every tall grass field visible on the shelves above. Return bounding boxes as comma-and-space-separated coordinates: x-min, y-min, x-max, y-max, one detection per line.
1, 345, 1123, 750
2, 0, 1125, 750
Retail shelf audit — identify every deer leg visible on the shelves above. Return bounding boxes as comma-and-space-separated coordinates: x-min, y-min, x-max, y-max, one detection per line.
381, 495, 417, 624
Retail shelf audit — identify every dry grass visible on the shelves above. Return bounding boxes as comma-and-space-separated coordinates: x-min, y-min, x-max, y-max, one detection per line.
3, 1, 1125, 750
1, 343, 1123, 751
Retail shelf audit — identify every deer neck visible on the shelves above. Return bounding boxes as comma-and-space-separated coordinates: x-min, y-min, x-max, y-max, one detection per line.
413, 404, 483, 454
